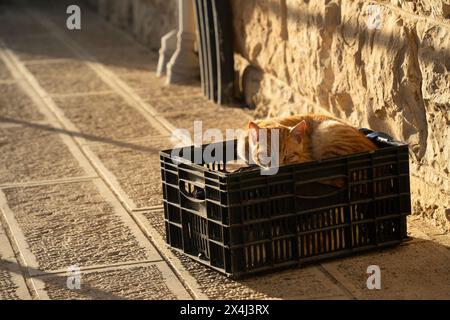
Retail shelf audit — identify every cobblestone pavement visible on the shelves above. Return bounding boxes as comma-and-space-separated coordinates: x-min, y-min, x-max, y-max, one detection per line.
1, 0, 449, 300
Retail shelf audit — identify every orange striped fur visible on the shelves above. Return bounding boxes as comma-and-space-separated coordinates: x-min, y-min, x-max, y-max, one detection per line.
237, 113, 377, 169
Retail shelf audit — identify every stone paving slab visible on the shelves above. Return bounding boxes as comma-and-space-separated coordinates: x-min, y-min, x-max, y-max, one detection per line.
432, 234, 450, 249
0, 126, 86, 184
3, 34, 76, 62
88, 137, 173, 209
26, 61, 110, 95
0, 8, 47, 39
0, 221, 31, 300
88, 43, 194, 96
112, 69, 203, 98
0, 83, 46, 121
146, 96, 253, 138
173, 250, 349, 300
407, 216, 450, 249
142, 210, 166, 238
0, 59, 11, 80
132, 210, 208, 300
44, 6, 138, 52
34, 262, 189, 300
138, 82, 204, 100
35, 1, 156, 64
89, 47, 159, 72
63, 27, 137, 54
2, 181, 157, 272
54, 93, 161, 143
321, 240, 450, 299
122, 72, 203, 99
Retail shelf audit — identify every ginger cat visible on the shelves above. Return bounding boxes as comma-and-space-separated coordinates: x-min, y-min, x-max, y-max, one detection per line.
237, 113, 377, 169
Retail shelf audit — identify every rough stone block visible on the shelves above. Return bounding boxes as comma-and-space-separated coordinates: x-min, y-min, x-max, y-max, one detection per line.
322, 241, 450, 299
4, 35, 75, 61
0, 60, 12, 80
89, 138, 173, 208
55, 93, 161, 142
3, 182, 151, 271
0, 83, 46, 122
0, 126, 85, 184
26, 62, 110, 95
173, 250, 348, 299
40, 264, 178, 300
146, 96, 253, 139
0, 221, 31, 300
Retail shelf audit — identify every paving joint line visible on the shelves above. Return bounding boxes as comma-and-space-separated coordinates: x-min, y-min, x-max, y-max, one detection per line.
307, 294, 348, 300
0, 79, 16, 84
144, 94, 203, 103
0, 176, 99, 190
131, 211, 208, 299
0, 214, 34, 299
50, 90, 116, 99
0, 190, 47, 299
23, 58, 76, 65
79, 134, 172, 147
317, 264, 357, 300
79, 146, 139, 211
132, 205, 165, 213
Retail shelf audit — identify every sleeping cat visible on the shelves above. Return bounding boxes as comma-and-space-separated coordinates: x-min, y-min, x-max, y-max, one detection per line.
237, 113, 377, 168
236, 114, 377, 245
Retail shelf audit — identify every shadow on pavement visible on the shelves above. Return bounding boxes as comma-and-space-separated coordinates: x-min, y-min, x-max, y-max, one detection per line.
0, 259, 126, 300
0, 116, 166, 153
239, 238, 450, 300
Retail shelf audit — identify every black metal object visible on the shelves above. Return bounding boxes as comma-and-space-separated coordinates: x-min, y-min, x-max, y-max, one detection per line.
195, 0, 234, 104
194, 0, 209, 98
160, 135, 411, 278
359, 128, 404, 148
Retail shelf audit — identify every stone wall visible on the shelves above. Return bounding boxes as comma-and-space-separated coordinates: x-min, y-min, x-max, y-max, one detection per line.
86, 0, 178, 50
231, 0, 450, 231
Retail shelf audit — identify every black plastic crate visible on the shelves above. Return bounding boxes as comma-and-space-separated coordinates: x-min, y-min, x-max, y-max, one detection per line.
160, 137, 411, 278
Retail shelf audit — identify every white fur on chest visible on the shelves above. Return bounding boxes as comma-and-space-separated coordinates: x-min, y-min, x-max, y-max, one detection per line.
311, 120, 341, 159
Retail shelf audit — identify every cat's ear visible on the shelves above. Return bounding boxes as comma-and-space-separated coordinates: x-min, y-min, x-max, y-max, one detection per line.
289, 120, 307, 142
248, 121, 260, 143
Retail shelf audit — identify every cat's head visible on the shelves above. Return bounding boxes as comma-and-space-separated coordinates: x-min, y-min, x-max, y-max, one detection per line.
237, 120, 309, 168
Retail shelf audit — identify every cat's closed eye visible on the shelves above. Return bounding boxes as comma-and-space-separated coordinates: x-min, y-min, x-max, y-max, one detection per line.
285, 155, 297, 162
